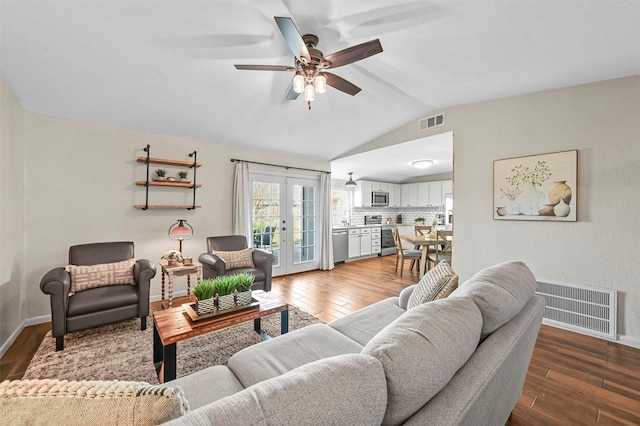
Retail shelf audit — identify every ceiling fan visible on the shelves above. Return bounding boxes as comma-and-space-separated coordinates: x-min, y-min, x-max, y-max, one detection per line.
235, 17, 383, 110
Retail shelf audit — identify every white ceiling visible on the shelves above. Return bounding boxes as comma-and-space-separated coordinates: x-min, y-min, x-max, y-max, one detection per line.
1, 0, 638, 173
331, 131, 453, 183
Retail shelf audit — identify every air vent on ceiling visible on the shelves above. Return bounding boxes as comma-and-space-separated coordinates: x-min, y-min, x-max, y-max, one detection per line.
419, 113, 445, 131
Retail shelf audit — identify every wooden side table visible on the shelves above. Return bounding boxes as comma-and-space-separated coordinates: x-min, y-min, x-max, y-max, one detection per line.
160, 260, 203, 308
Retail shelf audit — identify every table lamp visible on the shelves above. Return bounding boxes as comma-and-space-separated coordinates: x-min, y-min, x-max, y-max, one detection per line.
168, 219, 193, 253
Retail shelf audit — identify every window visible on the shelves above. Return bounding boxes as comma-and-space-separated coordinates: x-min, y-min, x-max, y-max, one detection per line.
331, 188, 352, 226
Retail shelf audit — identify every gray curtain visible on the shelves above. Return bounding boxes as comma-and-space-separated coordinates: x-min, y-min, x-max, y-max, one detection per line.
320, 173, 334, 270
232, 161, 252, 242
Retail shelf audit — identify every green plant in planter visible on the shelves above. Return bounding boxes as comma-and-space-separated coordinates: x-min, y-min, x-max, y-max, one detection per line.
414, 217, 425, 223
155, 169, 167, 178
192, 273, 255, 300
177, 171, 188, 180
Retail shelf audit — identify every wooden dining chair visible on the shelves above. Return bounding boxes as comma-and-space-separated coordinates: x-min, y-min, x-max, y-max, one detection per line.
410, 225, 435, 271
427, 230, 453, 269
392, 228, 422, 277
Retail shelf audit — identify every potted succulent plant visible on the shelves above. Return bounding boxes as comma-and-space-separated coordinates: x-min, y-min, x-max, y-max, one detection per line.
414, 217, 426, 224
155, 168, 167, 181
192, 273, 255, 314
177, 171, 189, 182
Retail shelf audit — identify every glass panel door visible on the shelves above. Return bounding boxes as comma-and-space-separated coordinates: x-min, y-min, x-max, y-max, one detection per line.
250, 174, 319, 276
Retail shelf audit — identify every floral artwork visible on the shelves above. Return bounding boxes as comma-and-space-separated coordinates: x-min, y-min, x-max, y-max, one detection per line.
493, 150, 577, 221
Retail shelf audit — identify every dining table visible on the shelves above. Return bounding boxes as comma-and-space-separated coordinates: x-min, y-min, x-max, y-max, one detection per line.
399, 234, 440, 277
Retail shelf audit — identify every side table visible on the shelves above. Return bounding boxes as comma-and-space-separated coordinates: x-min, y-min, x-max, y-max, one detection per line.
160, 260, 203, 308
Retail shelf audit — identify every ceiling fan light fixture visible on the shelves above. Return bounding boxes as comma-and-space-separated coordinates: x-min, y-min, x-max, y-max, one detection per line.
345, 172, 356, 186
304, 83, 316, 102
292, 73, 305, 94
411, 159, 434, 169
314, 74, 326, 94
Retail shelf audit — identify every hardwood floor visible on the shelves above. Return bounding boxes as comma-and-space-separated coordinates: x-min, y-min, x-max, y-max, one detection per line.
1, 256, 638, 425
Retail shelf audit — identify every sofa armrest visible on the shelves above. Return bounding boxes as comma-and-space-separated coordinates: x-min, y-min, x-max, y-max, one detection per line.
164, 354, 387, 426
134, 259, 156, 317
198, 253, 226, 279
40, 267, 71, 338
251, 249, 274, 292
398, 284, 417, 310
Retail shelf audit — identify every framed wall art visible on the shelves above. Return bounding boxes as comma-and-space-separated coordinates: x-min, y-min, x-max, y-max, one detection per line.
493, 150, 577, 221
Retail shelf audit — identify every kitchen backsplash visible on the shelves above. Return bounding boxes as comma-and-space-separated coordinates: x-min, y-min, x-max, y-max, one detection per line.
350, 207, 445, 226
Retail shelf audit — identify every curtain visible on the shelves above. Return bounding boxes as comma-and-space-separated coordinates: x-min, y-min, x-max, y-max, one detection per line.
319, 172, 334, 270
232, 161, 252, 242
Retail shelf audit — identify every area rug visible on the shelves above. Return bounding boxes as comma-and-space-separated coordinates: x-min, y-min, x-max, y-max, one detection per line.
23, 306, 320, 385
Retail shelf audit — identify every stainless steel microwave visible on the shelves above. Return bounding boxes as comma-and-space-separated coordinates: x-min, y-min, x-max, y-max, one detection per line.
371, 191, 389, 207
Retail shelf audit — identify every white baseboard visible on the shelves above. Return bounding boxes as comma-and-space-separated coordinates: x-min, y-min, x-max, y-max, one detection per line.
618, 334, 640, 349
0, 314, 51, 359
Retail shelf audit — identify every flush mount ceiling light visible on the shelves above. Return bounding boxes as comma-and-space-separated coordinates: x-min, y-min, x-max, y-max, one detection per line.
410, 159, 435, 169
345, 172, 356, 186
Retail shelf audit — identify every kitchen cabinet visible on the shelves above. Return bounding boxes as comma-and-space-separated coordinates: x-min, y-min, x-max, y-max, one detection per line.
441, 180, 453, 203
388, 183, 402, 207
372, 181, 388, 192
401, 183, 419, 207
353, 180, 372, 207
429, 181, 442, 207
371, 227, 381, 254
347, 227, 379, 259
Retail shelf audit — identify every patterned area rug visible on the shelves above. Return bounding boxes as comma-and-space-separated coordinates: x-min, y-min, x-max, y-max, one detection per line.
23, 306, 320, 385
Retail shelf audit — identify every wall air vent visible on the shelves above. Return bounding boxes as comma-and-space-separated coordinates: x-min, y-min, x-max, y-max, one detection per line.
535, 280, 617, 340
419, 113, 445, 131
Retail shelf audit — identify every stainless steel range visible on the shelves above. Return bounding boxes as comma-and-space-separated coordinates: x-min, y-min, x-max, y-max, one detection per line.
365, 215, 396, 256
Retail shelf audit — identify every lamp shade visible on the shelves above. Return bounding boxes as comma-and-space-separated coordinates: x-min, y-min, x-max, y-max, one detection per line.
168, 219, 193, 252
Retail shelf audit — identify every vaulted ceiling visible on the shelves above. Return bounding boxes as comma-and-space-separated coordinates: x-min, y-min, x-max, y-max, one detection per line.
1, 1, 638, 164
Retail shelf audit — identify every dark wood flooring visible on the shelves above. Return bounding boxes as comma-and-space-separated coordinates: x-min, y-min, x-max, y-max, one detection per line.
1, 256, 638, 424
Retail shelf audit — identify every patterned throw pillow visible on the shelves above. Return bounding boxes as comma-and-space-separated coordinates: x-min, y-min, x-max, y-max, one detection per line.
407, 261, 458, 309
212, 248, 255, 270
0, 379, 187, 425
66, 259, 136, 293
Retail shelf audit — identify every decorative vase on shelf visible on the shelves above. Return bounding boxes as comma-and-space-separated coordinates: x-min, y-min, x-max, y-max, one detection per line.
518, 182, 545, 216
553, 199, 571, 217
548, 181, 572, 205
167, 259, 179, 266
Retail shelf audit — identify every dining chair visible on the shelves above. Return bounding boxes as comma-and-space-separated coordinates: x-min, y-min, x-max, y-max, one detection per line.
392, 228, 423, 277
428, 230, 453, 269
410, 225, 435, 271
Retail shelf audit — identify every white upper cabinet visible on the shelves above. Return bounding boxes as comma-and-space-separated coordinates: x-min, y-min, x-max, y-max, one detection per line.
352, 179, 452, 208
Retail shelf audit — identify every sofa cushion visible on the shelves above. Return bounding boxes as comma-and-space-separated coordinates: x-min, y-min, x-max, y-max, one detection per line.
162, 365, 244, 410
66, 259, 135, 293
328, 297, 406, 346
165, 354, 387, 426
449, 260, 537, 339
67, 284, 139, 316
0, 379, 186, 425
362, 297, 482, 426
407, 261, 457, 309
211, 248, 254, 269
228, 323, 363, 387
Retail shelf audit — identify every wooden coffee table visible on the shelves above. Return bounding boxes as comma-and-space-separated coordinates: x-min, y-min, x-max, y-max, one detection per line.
152, 290, 288, 383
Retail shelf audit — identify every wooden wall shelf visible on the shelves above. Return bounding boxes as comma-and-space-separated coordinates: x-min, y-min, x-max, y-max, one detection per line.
135, 145, 201, 210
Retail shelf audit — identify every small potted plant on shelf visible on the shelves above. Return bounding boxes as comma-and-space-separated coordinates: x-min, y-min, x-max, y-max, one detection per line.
155, 169, 167, 181
161, 249, 183, 266
177, 171, 189, 183
192, 273, 255, 315
414, 217, 425, 224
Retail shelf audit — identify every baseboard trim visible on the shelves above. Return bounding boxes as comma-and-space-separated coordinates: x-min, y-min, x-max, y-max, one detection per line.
0, 314, 51, 358
544, 322, 640, 349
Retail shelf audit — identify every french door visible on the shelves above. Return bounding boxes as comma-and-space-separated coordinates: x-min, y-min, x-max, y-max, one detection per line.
250, 174, 320, 276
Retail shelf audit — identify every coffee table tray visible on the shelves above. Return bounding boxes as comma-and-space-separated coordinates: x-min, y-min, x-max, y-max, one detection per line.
182, 298, 261, 322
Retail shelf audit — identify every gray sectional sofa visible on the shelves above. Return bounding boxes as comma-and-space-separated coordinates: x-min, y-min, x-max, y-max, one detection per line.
164, 260, 545, 425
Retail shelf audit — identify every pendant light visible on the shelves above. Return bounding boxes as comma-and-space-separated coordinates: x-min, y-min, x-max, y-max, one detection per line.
345, 172, 356, 186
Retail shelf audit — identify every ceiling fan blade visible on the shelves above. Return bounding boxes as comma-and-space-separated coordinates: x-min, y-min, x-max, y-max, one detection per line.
234, 65, 295, 71
324, 39, 383, 68
324, 72, 361, 96
274, 16, 311, 64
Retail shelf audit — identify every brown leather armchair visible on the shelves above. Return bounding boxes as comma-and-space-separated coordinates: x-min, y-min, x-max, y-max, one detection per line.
198, 235, 274, 291
40, 241, 156, 351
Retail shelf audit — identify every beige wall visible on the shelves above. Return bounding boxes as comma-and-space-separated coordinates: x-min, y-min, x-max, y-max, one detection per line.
359, 76, 640, 345
0, 74, 27, 350
0, 74, 329, 352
